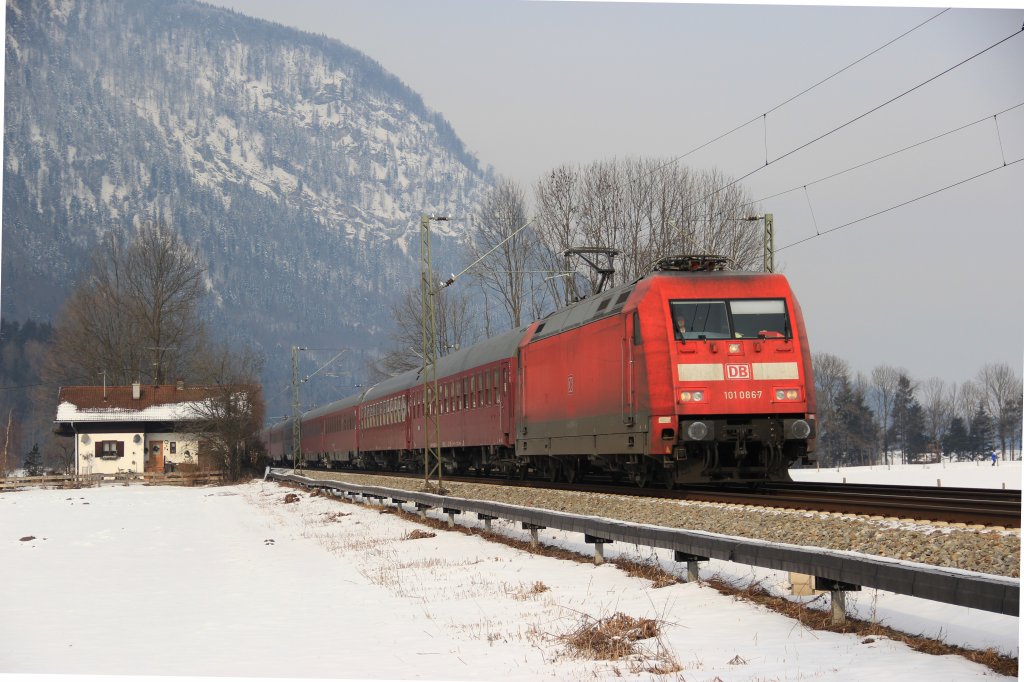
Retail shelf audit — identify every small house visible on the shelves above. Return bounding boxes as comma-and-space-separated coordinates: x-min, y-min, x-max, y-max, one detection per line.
54, 382, 219, 475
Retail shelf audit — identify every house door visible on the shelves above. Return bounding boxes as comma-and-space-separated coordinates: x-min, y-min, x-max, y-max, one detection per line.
145, 441, 165, 473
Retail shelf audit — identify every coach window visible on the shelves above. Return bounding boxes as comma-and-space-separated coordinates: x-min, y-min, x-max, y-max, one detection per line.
471, 376, 477, 408
730, 299, 790, 339
633, 311, 642, 345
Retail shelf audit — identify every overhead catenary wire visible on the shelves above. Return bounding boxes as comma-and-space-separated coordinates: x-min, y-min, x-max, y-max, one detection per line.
646, 8, 951, 178
777, 157, 1024, 252
276, 347, 348, 397
742, 101, 1024, 207
680, 26, 1024, 215
437, 217, 537, 290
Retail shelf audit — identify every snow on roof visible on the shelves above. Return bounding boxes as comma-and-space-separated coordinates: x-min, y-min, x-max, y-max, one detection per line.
54, 385, 237, 423
55, 399, 211, 423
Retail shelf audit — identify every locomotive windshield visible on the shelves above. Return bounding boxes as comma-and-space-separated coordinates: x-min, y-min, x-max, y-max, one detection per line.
671, 299, 790, 340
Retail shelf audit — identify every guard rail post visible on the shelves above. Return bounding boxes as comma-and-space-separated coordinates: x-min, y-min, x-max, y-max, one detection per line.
675, 551, 709, 583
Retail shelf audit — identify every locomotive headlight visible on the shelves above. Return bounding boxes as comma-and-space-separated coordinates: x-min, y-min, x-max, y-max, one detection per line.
680, 390, 706, 402
774, 388, 801, 401
728, 343, 742, 354
687, 421, 709, 441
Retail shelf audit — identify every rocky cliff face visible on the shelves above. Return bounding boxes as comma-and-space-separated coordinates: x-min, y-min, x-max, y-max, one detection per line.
4, 0, 492, 413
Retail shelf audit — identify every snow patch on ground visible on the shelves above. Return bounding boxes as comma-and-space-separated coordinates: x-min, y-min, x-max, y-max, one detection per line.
0, 469, 1017, 680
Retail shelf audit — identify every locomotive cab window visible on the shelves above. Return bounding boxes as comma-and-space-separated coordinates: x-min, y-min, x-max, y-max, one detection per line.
670, 301, 730, 340
731, 299, 790, 338
670, 299, 791, 340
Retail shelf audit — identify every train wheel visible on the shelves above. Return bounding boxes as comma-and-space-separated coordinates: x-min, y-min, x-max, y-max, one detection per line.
563, 458, 585, 484
546, 460, 560, 482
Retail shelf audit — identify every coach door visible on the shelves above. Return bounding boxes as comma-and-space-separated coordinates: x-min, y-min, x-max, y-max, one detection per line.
622, 312, 637, 426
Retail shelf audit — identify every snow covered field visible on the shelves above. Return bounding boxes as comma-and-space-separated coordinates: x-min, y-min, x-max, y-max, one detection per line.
0, 463, 1019, 681
791, 459, 1022, 489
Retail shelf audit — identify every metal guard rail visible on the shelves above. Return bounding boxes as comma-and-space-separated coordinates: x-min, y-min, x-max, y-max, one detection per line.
269, 469, 1019, 616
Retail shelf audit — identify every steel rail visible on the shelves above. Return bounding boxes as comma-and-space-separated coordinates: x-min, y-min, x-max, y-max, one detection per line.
293, 467, 1021, 527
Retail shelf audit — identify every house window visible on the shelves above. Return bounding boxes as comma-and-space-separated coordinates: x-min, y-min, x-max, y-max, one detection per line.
98, 440, 124, 459
170, 442, 177, 455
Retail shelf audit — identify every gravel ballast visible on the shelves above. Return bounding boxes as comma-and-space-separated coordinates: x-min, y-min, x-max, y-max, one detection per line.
293, 470, 1020, 578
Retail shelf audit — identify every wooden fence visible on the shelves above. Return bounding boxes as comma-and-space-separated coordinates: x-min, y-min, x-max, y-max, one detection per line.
0, 471, 224, 490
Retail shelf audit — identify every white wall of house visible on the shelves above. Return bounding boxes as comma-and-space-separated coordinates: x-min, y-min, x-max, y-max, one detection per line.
75, 430, 202, 474
77, 431, 146, 475
145, 433, 201, 467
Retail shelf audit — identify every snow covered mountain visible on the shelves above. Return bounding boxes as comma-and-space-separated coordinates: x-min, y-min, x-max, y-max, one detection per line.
3, 0, 492, 411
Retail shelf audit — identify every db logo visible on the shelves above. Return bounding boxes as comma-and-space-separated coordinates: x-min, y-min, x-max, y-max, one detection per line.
726, 364, 751, 380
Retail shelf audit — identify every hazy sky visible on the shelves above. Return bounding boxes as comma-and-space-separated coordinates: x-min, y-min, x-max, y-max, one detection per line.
207, 0, 1024, 386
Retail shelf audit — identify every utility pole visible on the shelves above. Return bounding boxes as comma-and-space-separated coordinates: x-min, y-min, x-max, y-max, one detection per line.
420, 213, 447, 492
743, 213, 775, 273
763, 213, 775, 273
291, 345, 305, 470
1, 409, 12, 477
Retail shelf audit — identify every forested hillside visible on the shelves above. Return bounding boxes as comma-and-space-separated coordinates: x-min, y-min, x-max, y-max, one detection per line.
3, 0, 491, 419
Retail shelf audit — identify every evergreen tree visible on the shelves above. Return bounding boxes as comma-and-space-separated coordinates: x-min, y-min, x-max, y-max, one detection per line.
888, 374, 928, 462
943, 416, 970, 460
24, 443, 43, 476
834, 380, 878, 465
968, 407, 995, 458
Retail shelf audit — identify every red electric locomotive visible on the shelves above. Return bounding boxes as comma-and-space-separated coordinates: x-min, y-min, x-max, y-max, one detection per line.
281, 255, 816, 485
516, 255, 816, 485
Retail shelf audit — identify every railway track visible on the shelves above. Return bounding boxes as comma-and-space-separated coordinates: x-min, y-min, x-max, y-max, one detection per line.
292, 468, 1021, 528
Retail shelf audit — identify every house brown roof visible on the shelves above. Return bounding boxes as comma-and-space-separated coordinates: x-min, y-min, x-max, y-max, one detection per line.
57, 385, 219, 411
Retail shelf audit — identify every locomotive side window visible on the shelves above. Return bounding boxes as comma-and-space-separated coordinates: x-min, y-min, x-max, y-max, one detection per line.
731, 299, 790, 338
670, 301, 730, 340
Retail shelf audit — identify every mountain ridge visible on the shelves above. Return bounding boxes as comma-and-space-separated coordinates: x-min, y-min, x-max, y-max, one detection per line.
3, 0, 494, 416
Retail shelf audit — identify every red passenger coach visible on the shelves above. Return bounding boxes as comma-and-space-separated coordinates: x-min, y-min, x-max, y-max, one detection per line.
517, 255, 816, 485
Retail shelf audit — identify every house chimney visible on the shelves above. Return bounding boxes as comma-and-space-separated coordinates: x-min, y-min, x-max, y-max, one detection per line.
132, 382, 141, 400
176, 379, 184, 391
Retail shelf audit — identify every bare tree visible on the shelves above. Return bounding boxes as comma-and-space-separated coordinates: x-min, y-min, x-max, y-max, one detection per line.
376, 277, 478, 376
870, 365, 902, 464
185, 344, 266, 481
0, 409, 16, 477
47, 223, 207, 385
122, 223, 206, 383
534, 158, 762, 307
919, 377, 952, 455
535, 165, 582, 307
952, 379, 986, 440
813, 353, 850, 417
812, 352, 850, 462
469, 179, 538, 329
976, 363, 1023, 457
